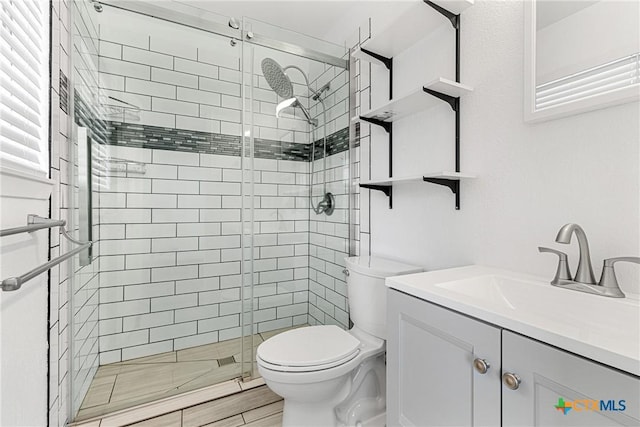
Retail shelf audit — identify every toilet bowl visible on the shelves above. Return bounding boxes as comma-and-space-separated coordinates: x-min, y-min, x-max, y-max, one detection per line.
257, 256, 423, 427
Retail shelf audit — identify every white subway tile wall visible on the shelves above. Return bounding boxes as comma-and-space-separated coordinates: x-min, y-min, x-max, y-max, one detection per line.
97, 18, 310, 144
306, 59, 355, 328
50, 1, 103, 425
353, 25, 370, 258
97, 146, 317, 363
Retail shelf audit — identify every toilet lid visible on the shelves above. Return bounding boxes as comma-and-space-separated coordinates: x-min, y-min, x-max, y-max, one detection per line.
257, 325, 360, 368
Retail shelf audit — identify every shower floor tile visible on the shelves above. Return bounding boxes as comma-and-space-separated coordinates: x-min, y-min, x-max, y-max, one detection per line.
77, 326, 301, 422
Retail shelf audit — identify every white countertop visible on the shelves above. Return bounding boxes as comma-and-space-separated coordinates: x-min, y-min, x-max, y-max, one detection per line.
386, 265, 640, 376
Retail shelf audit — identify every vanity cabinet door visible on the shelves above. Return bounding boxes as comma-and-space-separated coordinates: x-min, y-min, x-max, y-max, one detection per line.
387, 290, 502, 427
502, 331, 640, 426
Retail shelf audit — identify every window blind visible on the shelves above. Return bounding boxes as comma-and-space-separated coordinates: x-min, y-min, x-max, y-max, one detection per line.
0, 0, 49, 175
536, 53, 640, 111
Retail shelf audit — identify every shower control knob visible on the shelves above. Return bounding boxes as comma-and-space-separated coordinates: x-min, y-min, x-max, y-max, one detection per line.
473, 358, 490, 374
246, 31, 254, 40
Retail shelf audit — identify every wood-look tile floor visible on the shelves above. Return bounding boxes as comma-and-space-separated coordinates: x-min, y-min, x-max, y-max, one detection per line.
127, 385, 283, 427
78, 327, 298, 422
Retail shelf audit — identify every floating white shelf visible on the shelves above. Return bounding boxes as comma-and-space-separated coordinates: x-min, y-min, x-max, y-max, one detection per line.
426, 77, 473, 98
361, 172, 475, 187
359, 78, 473, 123
358, 0, 474, 59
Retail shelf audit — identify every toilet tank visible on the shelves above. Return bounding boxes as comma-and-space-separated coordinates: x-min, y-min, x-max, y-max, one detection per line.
345, 256, 423, 339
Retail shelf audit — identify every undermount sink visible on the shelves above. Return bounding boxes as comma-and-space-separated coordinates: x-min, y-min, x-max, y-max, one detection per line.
386, 265, 640, 376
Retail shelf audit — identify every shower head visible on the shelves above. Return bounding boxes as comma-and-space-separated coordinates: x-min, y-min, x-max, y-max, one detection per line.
261, 58, 294, 99
276, 98, 317, 127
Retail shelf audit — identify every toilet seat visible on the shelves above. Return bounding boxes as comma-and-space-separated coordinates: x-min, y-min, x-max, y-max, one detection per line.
257, 350, 360, 372
257, 325, 361, 372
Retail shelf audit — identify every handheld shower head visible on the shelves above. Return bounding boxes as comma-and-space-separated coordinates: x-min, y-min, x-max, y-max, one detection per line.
261, 58, 294, 99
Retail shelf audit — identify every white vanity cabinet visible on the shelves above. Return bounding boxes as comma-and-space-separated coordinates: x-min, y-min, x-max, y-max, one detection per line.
386, 289, 502, 427
502, 331, 639, 427
387, 289, 640, 427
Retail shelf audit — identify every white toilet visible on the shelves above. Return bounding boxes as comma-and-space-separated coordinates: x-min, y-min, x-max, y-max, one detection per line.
256, 256, 423, 427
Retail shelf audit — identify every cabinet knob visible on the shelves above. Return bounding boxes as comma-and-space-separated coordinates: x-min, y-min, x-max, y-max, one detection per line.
473, 358, 490, 374
502, 372, 521, 390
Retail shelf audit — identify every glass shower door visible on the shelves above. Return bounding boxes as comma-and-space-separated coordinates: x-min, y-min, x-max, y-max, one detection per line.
239, 17, 352, 379
68, 2, 251, 420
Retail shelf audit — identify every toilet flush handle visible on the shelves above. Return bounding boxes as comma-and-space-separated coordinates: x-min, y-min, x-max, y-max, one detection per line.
343, 269, 349, 276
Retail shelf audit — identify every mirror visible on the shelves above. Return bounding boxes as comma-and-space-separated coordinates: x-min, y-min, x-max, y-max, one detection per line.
524, 0, 639, 123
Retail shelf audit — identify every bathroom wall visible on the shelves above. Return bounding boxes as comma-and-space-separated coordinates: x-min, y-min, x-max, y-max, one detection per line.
49, 1, 73, 423
341, 0, 640, 293
49, 0, 103, 423
307, 65, 352, 328
96, 145, 312, 363
48, 2, 71, 423
70, 1, 105, 413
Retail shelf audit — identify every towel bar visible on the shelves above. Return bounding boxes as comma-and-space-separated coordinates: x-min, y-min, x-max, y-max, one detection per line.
1, 215, 93, 291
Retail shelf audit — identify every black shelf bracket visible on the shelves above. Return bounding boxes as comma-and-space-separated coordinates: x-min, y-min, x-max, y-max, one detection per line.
359, 116, 392, 133
359, 116, 394, 194
424, 0, 463, 209
423, 178, 460, 210
424, 0, 461, 82
358, 47, 394, 209
423, 0, 459, 30
423, 88, 459, 111
360, 48, 392, 70
359, 184, 393, 209
359, 48, 393, 100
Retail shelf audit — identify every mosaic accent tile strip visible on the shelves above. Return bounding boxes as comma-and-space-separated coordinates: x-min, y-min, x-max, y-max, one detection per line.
251, 138, 310, 161
107, 121, 247, 157
59, 71, 69, 114
104, 121, 350, 162
311, 127, 350, 160
76, 93, 351, 162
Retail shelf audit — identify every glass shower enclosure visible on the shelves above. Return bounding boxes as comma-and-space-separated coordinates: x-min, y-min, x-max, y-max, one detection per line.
67, 0, 351, 421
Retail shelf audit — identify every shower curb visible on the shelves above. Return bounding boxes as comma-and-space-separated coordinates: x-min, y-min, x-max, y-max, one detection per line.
69, 377, 266, 427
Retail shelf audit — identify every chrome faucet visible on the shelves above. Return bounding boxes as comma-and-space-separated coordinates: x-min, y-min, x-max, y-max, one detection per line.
539, 223, 639, 298
555, 223, 596, 284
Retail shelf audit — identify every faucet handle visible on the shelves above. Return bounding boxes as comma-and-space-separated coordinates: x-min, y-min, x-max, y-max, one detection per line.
538, 247, 572, 284
597, 257, 640, 296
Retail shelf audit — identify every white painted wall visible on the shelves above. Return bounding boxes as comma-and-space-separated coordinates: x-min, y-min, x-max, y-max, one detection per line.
348, 0, 640, 294
0, 174, 52, 426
